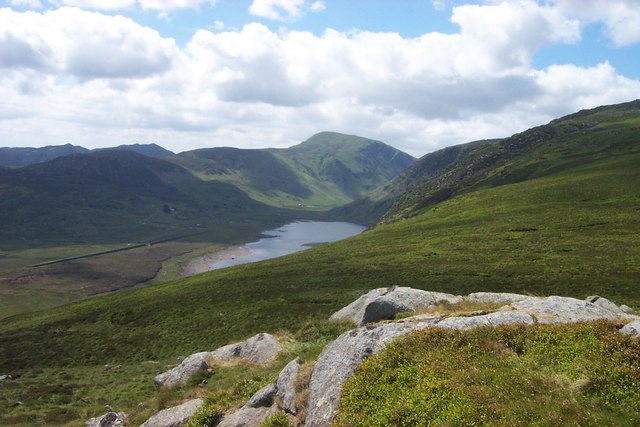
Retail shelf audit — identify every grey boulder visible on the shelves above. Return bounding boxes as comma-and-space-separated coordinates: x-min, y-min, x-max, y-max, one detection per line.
620, 320, 640, 337
329, 286, 461, 325
217, 384, 279, 427
140, 398, 203, 427
276, 357, 301, 415
509, 296, 627, 324
85, 411, 128, 427
154, 352, 210, 391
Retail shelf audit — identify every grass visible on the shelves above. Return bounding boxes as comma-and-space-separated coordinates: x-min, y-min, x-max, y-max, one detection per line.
335, 321, 640, 426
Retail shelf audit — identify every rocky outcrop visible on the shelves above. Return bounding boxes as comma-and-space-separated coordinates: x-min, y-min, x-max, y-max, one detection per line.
140, 399, 203, 427
305, 322, 417, 426
276, 357, 301, 415
329, 286, 461, 325
209, 333, 282, 365
305, 289, 638, 426
217, 384, 279, 427
154, 333, 282, 390
85, 411, 128, 427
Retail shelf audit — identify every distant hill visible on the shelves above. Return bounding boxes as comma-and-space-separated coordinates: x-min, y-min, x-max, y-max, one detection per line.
108, 143, 175, 158
0, 149, 289, 244
0, 143, 89, 168
175, 132, 415, 209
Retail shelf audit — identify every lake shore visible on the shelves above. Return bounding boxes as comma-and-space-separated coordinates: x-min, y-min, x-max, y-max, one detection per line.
180, 245, 251, 277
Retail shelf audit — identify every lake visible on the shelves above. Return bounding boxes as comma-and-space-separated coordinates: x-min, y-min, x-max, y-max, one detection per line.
210, 221, 367, 270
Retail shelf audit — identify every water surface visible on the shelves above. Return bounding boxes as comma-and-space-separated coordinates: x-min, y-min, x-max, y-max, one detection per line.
211, 221, 366, 270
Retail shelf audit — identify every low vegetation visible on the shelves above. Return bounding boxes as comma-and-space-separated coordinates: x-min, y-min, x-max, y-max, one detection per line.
336, 321, 640, 426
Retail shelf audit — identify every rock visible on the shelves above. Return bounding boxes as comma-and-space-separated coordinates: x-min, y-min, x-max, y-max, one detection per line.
620, 320, 640, 337
276, 358, 300, 415
305, 322, 416, 427
330, 286, 461, 325
210, 333, 282, 365
154, 333, 281, 390
140, 398, 203, 427
435, 311, 535, 330
154, 351, 211, 391
620, 305, 634, 314
585, 295, 624, 313
218, 384, 279, 427
509, 296, 627, 324
85, 411, 128, 427
465, 292, 534, 305
0, 374, 11, 381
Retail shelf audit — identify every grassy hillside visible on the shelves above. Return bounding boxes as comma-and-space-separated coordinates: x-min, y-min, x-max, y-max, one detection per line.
174, 132, 415, 209
1, 102, 639, 425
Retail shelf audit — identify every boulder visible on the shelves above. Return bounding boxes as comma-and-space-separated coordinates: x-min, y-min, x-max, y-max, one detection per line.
217, 384, 279, 427
435, 311, 535, 330
276, 358, 301, 415
305, 322, 416, 427
509, 296, 627, 324
330, 286, 461, 325
0, 374, 11, 381
154, 352, 210, 391
140, 399, 203, 427
465, 292, 534, 305
85, 411, 128, 427
210, 333, 281, 365
620, 305, 634, 314
585, 295, 624, 313
620, 320, 640, 337
154, 333, 281, 390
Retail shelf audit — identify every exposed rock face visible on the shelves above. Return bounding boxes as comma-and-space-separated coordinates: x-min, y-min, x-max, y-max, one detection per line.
509, 296, 626, 324
621, 320, 640, 337
329, 286, 461, 325
305, 323, 417, 427
140, 399, 203, 427
85, 411, 128, 427
276, 357, 301, 415
154, 333, 282, 390
217, 384, 279, 427
305, 290, 637, 426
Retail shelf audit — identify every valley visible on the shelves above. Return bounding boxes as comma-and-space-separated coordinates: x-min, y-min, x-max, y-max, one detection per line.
0, 101, 639, 426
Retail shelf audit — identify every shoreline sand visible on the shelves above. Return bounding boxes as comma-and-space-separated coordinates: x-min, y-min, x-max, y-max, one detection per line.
180, 245, 251, 278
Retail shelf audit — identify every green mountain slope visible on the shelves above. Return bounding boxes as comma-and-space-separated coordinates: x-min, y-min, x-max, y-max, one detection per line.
383, 99, 640, 223
174, 132, 415, 209
0, 150, 290, 245
0, 102, 638, 426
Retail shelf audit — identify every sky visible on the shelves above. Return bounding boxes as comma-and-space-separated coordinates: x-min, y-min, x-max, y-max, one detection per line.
1, 0, 639, 157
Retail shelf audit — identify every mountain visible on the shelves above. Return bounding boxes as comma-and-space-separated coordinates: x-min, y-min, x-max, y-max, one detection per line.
174, 132, 415, 209
108, 143, 175, 158
0, 149, 290, 245
0, 143, 89, 168
1, 101, 639, 426
382, 100, 640, 223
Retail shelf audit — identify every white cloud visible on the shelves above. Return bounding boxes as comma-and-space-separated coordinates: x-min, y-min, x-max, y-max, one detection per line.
1, 1, 639, 157
51, 0, 215, 11
248, 0, 323, 21
554, 0, 640, 46
10, 0, 43, 8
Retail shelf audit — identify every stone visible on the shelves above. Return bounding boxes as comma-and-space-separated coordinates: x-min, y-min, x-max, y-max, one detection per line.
0, 374, 11, 381
209, 333, 282, 366
305, 322, 416, 427
585, 295, 624, 313
154, 333, 281, 390
509, 296, 628, 324
435, 311, 535, 330
276, 358, 300, 415
465, 292, 534, 305
85, 411, 128, 427
217, 384, 279, 427
620, 305, 634, 314
330, 286, 461, 326
140, 399, 203, 427
154, 351, 211, 391
620, 320, 640, 337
